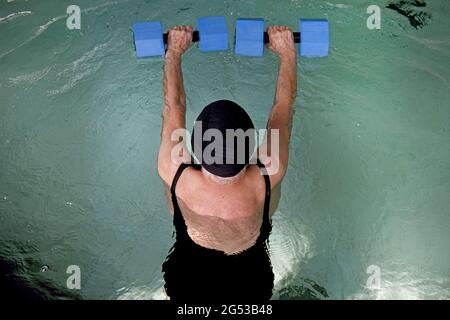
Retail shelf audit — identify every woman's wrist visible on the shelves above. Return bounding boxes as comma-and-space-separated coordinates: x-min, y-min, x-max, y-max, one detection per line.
165, 49, 182, 60
279, 50, 296, 62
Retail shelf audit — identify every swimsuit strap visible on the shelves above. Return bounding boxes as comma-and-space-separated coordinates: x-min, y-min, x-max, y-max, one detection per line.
170, 161, 272, 243
170, 162, 200, 238
255, 160, 272, 243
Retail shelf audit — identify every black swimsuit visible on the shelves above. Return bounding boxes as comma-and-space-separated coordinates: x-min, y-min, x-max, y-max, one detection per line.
162, 161, 274, 302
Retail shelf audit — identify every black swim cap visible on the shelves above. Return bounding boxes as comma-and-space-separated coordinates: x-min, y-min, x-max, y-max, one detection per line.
191, 100, 255, 177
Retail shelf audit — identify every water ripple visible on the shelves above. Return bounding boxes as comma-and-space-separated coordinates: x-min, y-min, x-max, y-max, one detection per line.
0, 11, 32, 23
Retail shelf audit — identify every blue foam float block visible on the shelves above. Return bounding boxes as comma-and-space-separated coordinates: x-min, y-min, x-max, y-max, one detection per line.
299, 19, 329, 57
235, 18, 264, 57
132, 21, 165, 58
197, 16, 228, 52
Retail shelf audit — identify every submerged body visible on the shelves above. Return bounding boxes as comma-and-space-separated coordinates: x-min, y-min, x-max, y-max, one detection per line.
162, 162, 274, 301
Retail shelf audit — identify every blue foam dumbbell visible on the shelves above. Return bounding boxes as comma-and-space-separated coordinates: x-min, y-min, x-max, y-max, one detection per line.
300, 19, 329, 57
234, 18, 329, 57
132, 16, 228, 58
197, 16, 228, 52
132, 21, 165, 58
235, 18, 265, 56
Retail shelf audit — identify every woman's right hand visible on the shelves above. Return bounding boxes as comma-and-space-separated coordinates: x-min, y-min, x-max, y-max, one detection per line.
267, 26, 296, 59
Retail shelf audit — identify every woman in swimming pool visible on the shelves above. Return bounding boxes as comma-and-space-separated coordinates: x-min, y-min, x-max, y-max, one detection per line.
158, 25, 297, 301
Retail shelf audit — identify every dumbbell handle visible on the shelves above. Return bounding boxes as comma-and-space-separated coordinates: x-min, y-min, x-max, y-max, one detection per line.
264, 32, 301, 44
163, 31, 200, 44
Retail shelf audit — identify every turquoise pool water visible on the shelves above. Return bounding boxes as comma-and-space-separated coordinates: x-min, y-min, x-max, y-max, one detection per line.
0, 0, 449, 299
